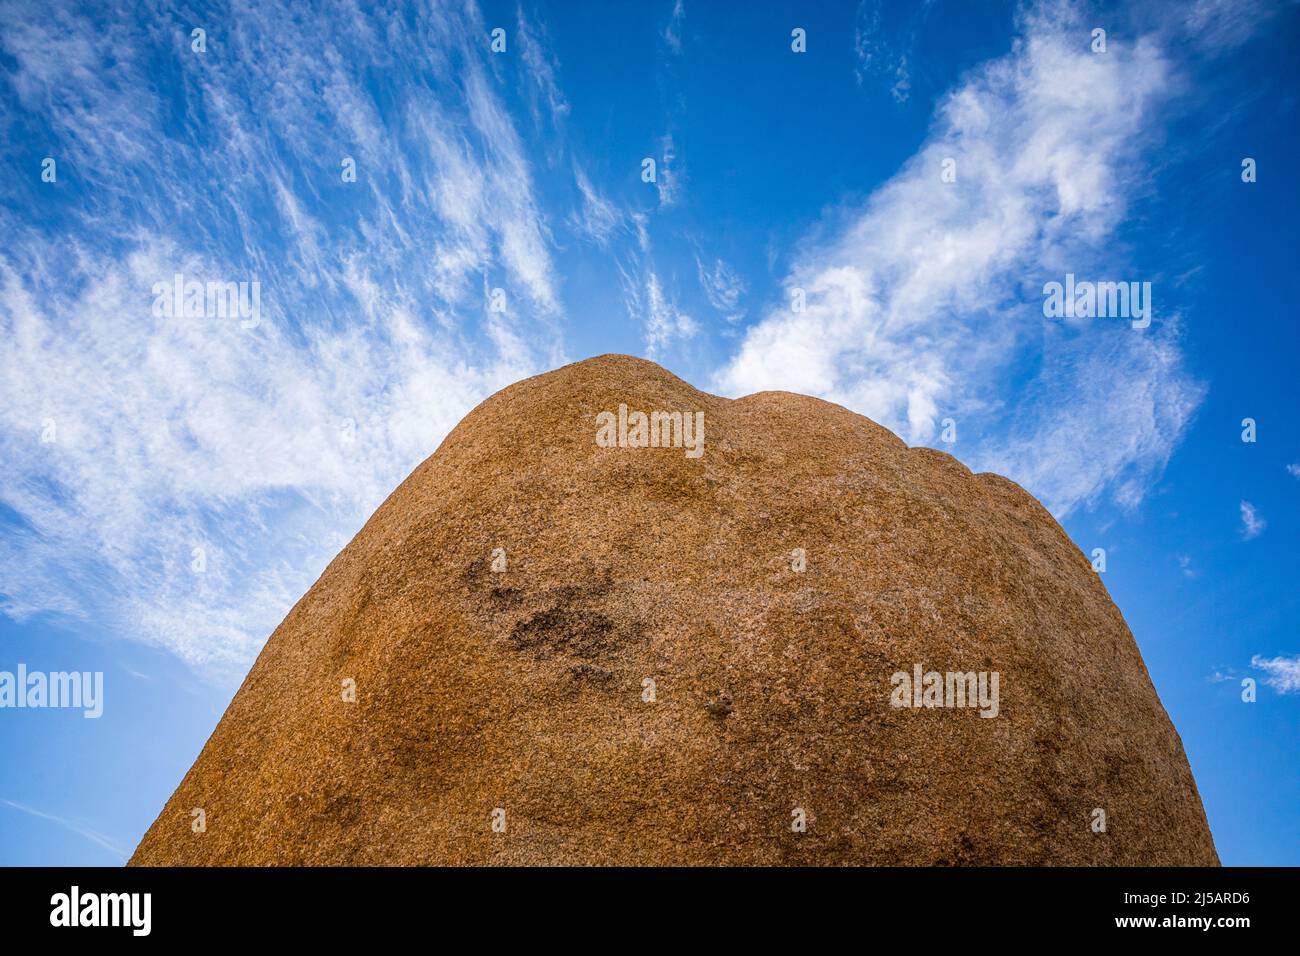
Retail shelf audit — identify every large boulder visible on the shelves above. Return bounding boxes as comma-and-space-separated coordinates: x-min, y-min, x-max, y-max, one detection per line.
131, 355, 1218, 865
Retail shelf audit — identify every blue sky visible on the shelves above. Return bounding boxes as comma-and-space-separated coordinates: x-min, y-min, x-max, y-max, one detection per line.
0, 0, 1296, 865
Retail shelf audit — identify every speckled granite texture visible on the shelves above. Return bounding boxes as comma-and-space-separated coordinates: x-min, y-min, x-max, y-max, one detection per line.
131, 355, 1218, 866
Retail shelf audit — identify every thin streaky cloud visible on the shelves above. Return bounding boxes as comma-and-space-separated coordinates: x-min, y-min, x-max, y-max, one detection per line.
0, 1, 564, 675
571, 163, 622, 246
1239, 500, 1266, 539
663, 0, 686, 53
0, 799, 128, 863
696, 255, 746, 322
715, 0, 1212, 517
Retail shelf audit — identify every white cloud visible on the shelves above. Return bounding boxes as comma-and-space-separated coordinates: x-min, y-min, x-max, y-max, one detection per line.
1250, 655, 1300, 694
853, 0, 935, 102
1286, 463, 1300, 479
1239, 500, 1265, 539
663, 0, 686, 53
516, 5, 571, 140
0, 2, 563, 676
631, 212, 651, 254
571, 164, 622, 246
1181, 0, 1276, 52
715, 3, 1206, 516
697, 256, 746, 322
621, 267, 696, 359
655, 133, 683, 208
0, 245, 535, 673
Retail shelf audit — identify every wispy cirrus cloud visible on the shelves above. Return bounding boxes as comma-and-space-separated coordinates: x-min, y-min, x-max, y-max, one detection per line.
0, 0, 564, 675
1179, 0, 1278, 52
853, 0, 937, 102
0, 799, 127, 863
619, 263, 697, 360
663, 0, 686, 54
715, 2, 1215, 517
515, 2, 571, 142
696, 256, 746, 323
654, 133, 684, 208
570, 163, 623, 246
1239, 500, 1266, 539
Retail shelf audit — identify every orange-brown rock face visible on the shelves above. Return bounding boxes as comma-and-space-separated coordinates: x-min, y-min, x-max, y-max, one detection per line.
130, 355, 1218, 865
